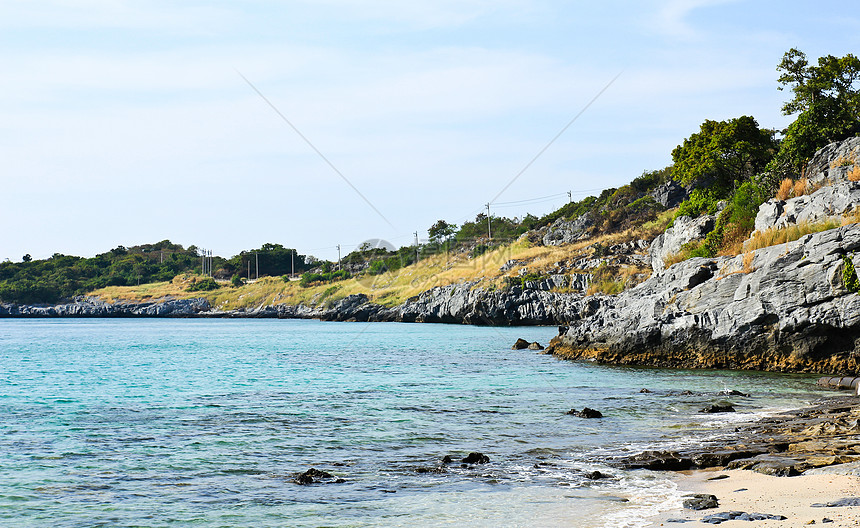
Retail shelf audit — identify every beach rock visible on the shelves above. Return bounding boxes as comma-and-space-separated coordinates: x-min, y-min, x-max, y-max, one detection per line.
700, 404, 736, 413
683, 494, 719, 510
811, 497, 860, 507
616, 450, 693, 471
462, 452, 489, 465
512, 338, 530, 350
649, 214, 716, 272
527, 341, 544, 350
441, 455, 454, 464
718, 389, 750, 397
700, 511, 786, 523
727, 455, 802, 477
567, 408, 603, 418
584, 470, 608, 480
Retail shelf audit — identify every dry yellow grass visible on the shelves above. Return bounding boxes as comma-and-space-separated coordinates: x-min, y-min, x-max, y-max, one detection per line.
744, 219, 841, 253
776, 178, 794, 200
848, 165, 860, 182
91, 210, 677, 308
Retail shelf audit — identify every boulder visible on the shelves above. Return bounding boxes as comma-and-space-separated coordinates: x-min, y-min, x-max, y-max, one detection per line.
294, 468, 342, 485
682, 494, 719, 510
649, 215, 716, 272
567, 407, 603, 418
512, 338, 530, 350
527, 341, 544, 350
462, 452, 490, 464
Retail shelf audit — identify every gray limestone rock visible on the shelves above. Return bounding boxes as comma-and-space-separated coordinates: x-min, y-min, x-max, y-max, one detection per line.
754, 181, 860, 233
543, 214, 593, 246
651, 180, 688, 208
649, 215, 716, 272
805, 136, 860, 187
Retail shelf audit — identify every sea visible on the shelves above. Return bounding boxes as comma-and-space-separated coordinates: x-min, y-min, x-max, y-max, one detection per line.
0, 319, 826, 527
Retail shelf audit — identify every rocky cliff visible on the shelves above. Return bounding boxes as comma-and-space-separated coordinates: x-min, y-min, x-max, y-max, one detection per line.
547, 222, 860, 373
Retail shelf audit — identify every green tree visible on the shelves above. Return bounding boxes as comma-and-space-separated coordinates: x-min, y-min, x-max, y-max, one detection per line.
21, 254, 31, 263
428, 219, 457, 243
774, 48, 860, 174
671, 116, 777, 192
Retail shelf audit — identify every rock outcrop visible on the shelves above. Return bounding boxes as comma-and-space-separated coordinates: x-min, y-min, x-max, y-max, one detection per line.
805, 136, 860, 186
542, 214, 593, 246
0, 296, 211, 317
548, 222, 860, 373
650, 180, 688, 208
754, 180, 860, 233
649, 214, 716, 272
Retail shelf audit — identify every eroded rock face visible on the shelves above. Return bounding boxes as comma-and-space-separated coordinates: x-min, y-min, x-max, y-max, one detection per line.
0, 296, 211, 317
805, 136, 860, 186
542, 214, 593, 246
549, 223, 860, 373
754, 181, 860, 233
650, 180, 688, 208
649, 214, 716, 272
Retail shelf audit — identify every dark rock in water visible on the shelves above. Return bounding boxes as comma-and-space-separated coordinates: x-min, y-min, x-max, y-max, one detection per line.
528, 341, 544, 350
416, 466, 446, 474
512, 338, 530, 350
566, 407, 603, 418
462, 452, 490, 464
683, 493, 719, 510
616, 450, 693, 471
295, 468, 336, 485
441, 455, 454, 464
679, 390, 695, 396
700, 404, 735, 413
719, 389, 750, 397
585, 470, 608, 480
639, 388, 652, 393
811, 497, 860, 507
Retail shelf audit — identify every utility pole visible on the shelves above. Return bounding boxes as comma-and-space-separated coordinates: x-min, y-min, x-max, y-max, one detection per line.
414, 231, 419, 263
486, 203, 492, 240
291, 248, 295, 279
337, 245, 341, 270
568, 190, 572, 203
255, 251, 259, 280
247, 259, 250, 281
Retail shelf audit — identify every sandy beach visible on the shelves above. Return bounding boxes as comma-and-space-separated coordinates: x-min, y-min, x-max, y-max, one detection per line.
649, 468, 860, 527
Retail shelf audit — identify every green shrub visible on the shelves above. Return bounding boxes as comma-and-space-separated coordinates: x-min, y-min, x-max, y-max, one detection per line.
843, 255, 860, 293
186, 277, 219, 292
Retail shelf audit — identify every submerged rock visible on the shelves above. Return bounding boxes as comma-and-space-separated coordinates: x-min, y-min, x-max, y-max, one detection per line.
700, 404, 736, 414
294, 468, 342, 485
567, 408, 603, 418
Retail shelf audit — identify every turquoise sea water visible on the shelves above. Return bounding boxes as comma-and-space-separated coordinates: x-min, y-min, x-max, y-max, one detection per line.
0, 319, 825, 527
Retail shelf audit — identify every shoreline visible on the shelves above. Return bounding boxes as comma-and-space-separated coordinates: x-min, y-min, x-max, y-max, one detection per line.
626, 394, 860, 527
648, 468, 860, 527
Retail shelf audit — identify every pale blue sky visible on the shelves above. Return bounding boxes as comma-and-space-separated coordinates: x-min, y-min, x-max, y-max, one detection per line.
2, 1, 859, 261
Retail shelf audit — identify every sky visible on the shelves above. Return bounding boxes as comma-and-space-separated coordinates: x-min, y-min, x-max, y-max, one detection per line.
2, 1, 859, 262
